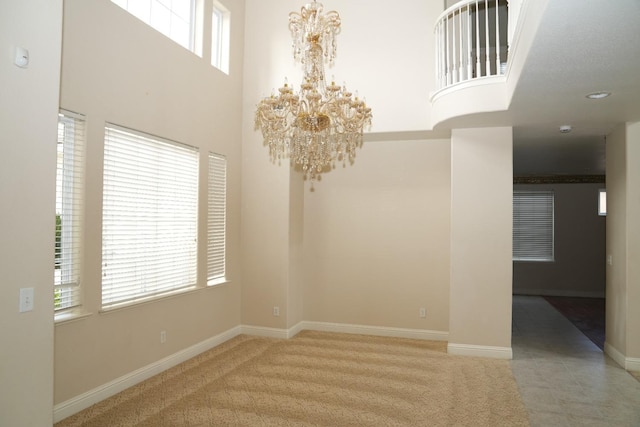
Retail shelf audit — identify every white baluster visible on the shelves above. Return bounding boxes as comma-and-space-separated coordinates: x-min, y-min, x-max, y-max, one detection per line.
459, 7, 464, 82
445, 17, 451, 86
439, 20, 445, 88
452, 12, 456, 83
495, 0, 501, 74
485, 0, 490, 76
467, 5, 472, 80
475, 0, 481, 78
435, 21, 440, 89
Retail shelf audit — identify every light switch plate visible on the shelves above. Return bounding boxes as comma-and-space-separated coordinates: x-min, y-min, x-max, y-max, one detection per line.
19, 287, 34, 312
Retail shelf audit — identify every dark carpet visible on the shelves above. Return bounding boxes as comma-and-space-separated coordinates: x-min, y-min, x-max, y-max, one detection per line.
543, 296, 605, 350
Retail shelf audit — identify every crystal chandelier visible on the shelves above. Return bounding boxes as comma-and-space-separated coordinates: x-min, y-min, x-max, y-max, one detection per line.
255, 0, 372, 183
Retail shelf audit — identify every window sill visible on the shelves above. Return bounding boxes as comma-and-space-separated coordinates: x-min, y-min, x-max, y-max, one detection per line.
55, 309, 93, 325
207, 277, 230, 287
99, 281, 231, 315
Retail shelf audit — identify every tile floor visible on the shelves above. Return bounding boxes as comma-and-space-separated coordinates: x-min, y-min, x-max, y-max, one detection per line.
511, 295, 640, 426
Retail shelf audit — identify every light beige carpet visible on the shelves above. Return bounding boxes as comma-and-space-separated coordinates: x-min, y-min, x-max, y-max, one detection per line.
56, 331, 529, 426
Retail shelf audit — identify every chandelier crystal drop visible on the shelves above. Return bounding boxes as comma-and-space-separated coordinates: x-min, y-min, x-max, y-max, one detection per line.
255, 0, 372, 182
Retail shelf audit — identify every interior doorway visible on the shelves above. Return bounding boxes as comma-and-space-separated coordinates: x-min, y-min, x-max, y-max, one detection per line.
511, 176, 607, 352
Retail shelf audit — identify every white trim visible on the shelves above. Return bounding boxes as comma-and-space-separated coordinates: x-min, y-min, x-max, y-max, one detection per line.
604, 342, 640, 372
240, 325, 291, 339
240, 322, 302, 339
298, 321, 449, 341
53, 326, 242, 423
447, 342, 513, 360
605, 341, 627, 369
627, 357, 640, 372
288, 321, 305, 338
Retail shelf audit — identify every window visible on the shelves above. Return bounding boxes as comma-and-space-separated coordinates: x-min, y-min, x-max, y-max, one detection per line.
598, 189, 607, 216
207, 153, 227, 285
513, 191, 554, 262
55, 112, 85, 312
111, 0, 196, 52
102, 125, 198, 308
211, 1, 230, 73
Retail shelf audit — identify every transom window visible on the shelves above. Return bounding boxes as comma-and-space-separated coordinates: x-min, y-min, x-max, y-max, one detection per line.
111, 0, 196, 52
212, 1, 230, 73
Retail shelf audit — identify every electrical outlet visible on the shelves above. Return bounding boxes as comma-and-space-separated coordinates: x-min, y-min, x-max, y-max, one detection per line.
419, 307, 426, 318
160, 330, 166, 344
273, 306, 280, 317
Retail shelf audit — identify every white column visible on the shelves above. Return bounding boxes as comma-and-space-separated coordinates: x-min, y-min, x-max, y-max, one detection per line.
449, 127, 513, 358
605, 122, 640, 370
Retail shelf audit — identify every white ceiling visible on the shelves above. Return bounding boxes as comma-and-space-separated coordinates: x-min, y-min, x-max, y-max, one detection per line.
510, 0, 640, 176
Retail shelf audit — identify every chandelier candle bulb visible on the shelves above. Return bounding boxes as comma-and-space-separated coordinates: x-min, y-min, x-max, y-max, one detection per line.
255, 0, 372, 183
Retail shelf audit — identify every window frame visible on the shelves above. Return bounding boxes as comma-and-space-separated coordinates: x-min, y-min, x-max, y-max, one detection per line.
111, 0, 198, 53
598, 188, 607, 216
55, 110, 85, 313
207, 152, 227, 286
211, 1, 230, 73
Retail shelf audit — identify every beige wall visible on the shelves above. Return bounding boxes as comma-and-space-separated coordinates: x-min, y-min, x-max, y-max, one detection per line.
513, 183, 606, 297
449, 127, 513, 351
0, 1, 62, 425
240, 0, 445, 332
302, 138, 451, 332
55, 0, 245, 404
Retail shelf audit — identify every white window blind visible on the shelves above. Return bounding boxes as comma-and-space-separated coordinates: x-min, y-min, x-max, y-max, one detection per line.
513, 191, 554, 262
102, 124, 198, 308
55, 111, 85, 311
207, 152, 227, 285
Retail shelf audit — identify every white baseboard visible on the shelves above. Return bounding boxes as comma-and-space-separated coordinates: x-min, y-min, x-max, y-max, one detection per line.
288, 321, 305, 338
605, 341, 626, 368
298, 321, 449, 341
447, 342, 513, 360
240, 325, 292, 339
53, 325, 242, 423
627, 357, 640, 372
242, 321, 448, 342
604, 342, 640, 372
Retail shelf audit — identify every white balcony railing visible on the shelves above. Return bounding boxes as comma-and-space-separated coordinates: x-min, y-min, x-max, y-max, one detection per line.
435, 0, 510, 91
